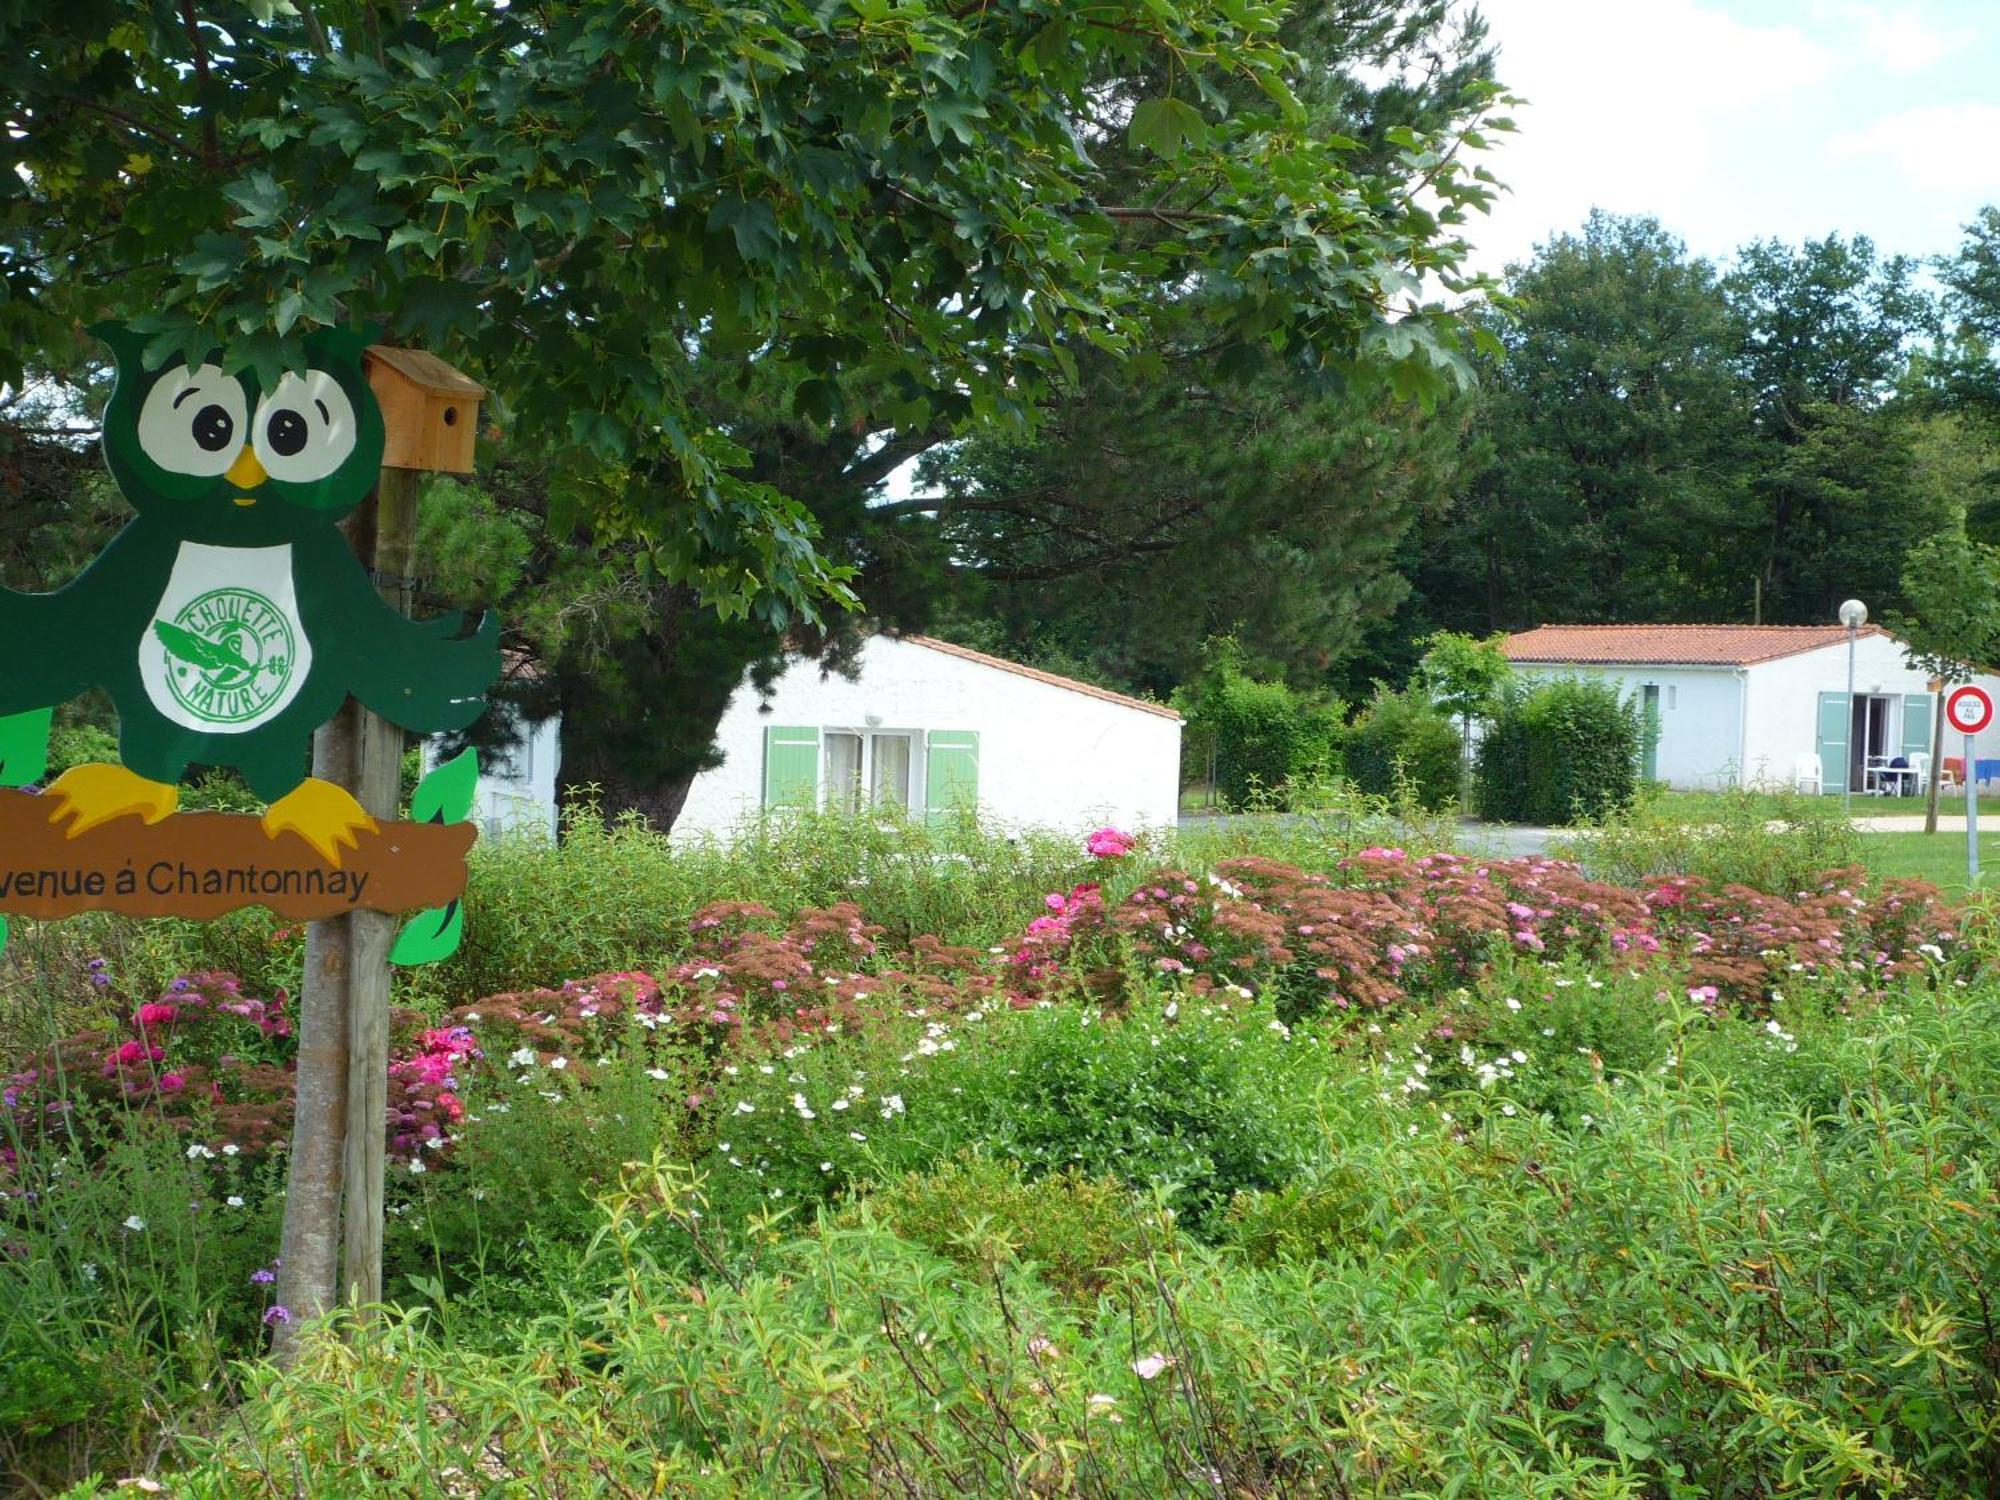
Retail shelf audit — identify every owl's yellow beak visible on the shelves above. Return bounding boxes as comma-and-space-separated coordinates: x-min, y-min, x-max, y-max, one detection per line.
226, 447, 267, 502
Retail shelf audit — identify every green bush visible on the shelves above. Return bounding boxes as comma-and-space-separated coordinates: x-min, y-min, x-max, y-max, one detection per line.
1344, 684, 1462, 811
1179, 664, 1345, 810
1566, 785, 1866, 894
153, 986, 2000, 1498
1479, 675, 1641, 825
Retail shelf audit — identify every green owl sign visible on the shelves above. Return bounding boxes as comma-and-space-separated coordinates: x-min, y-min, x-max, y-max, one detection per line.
0, 325, 500, 957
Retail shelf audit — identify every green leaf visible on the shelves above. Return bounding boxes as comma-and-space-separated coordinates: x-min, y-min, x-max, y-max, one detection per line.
390, 901, 464, 967
155, 620, 251, 674
1127, 98, 1208, 159
411, 748, 479, 824
0, 707, 52, 787
708, 197, 782, 263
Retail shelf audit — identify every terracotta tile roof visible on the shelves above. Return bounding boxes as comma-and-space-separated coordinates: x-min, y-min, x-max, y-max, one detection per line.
1503, 622, 1889, 668
900, 635, 1183, 720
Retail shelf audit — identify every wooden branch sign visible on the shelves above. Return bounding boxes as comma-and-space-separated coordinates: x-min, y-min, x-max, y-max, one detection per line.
0, 325, 499, 964
0, 790, 474, 920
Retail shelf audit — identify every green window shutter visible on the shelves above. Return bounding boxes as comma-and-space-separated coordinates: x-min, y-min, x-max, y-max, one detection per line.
763, 726, 820, 810
1816, 692, 1847, 795
925, 730, 979, 826
1902, 694, 1933, 761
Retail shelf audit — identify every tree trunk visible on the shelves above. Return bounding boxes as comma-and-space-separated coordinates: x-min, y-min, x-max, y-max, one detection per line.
1926, 686, 1946, 835
557, 749, 699, 832
271, 709, 355, 1363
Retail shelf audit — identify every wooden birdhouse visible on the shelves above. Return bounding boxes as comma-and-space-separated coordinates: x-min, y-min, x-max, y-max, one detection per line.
364, 345, 486, 474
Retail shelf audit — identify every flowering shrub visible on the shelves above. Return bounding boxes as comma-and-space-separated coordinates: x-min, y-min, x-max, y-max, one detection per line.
1, 857, 1964, 1192
1643, 868, 1958, 1012
999, 852, 1947, 1021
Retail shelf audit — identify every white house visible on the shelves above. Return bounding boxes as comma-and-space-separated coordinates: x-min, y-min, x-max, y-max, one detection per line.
425, 711, 563, 839
1501, 623, 2000, 794
672, 634, 1183, 841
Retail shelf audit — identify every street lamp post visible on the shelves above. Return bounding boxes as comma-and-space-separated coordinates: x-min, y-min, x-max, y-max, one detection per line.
1839, 598, 1868, 812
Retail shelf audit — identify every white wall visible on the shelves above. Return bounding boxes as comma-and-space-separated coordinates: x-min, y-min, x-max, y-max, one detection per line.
426, 714, 561, 840
1740, 635, 1928, 789
673, 636, 1183, 842
1513, 663, 1744, 789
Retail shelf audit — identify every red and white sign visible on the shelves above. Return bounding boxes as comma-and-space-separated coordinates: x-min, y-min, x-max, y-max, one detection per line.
1946, 684, 1994, 736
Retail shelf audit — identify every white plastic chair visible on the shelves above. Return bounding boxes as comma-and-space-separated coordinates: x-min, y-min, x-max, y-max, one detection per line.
1793, 753, 1824, 795
1908, 752, 1930, 796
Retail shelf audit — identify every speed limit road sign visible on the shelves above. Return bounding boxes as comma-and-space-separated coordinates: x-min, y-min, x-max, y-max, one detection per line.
1946, 684, 1994, 736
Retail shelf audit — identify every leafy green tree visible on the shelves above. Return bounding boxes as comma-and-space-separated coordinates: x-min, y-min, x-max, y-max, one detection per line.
1416, 214, 1762, 630
1938, 206, 2000, 420
1887, 529, 2000, 832
1415, 629, 1511, 805
1723, 236, 1942, 620
6, 0, 1510, 629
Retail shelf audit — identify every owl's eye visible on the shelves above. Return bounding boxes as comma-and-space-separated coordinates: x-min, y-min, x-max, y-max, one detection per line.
136, 364, 249, 478
252, 370, 358, 484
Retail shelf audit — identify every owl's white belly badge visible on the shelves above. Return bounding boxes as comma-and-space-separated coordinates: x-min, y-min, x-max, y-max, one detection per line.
139, 542, 315, 735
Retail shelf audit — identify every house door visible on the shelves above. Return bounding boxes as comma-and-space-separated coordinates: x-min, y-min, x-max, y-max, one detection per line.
1640, 684, 1661, 782
1848, 694, 1892, 793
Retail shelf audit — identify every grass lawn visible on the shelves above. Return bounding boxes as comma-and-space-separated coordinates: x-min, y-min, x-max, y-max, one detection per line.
1660, 788, 1948, 819
1859, 829, 2000, 895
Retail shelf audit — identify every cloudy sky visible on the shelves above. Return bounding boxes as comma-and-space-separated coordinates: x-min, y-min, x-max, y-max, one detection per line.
1459, 0, 1997, 276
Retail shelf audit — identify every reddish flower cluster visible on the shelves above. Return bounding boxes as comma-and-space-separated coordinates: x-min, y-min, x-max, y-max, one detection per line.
1000, 852, 1949, 1020
1, 854, 1963, 1184
1643, 868, 1956, 1012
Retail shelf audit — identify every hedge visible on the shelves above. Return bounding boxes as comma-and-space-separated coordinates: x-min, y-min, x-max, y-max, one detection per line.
1345, 686, 1461, 811
1477, 676, 1641, 825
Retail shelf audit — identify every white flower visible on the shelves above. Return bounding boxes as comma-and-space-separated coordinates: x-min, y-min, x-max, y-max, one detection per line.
1131, 1353, 1172, 1380
123, 1215, 146, 1232
80, 1262, 98, 1281
186, 1143, 216, 1160
1500, 1104, 1517, 1117
849, 1130, 868, 1141
508, 1047, 537, 1068
548, 1056, 568, 1070
1088, 1393, 1118, 1409
820, 1161, 834, 1172
220, 1143, 240, 1157
1504, 997, 1521, 1011
225, 1195, 245, 1208
409, 1159, 427, 1175
879, 1094, 905, 1119
831, 1097, 850, 1111
463, 1011, 481, 1021
735, 1101, 756, 1115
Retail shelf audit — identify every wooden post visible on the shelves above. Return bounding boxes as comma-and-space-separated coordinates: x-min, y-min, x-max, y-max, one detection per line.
271, 704, 358, 1363
335, 348, 483, 1317
342, 466, 419, 1313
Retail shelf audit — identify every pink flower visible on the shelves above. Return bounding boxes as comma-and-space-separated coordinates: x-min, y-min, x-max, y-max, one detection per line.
135, 1002, 178, 1029
1086, 827, 1137, 859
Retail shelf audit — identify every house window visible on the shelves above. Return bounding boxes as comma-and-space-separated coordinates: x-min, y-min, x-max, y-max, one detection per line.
824, 730, 913, 814
1666, 685, 1677, 711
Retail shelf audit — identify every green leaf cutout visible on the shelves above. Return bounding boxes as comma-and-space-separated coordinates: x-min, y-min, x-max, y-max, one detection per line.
154, 619, 252, 675
390, 900, 463, 967
411, 747, 479, 824
0, 914, 9, 959
0, 707, 53, 787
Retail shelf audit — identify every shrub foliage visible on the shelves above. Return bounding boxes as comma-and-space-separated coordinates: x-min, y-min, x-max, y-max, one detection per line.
1479, 675, 1642, 824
